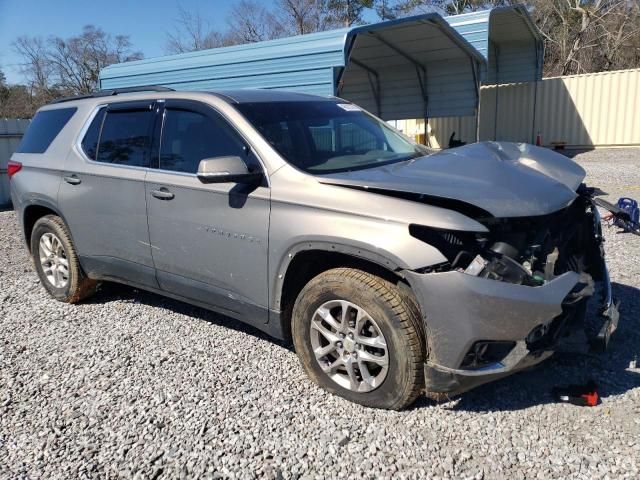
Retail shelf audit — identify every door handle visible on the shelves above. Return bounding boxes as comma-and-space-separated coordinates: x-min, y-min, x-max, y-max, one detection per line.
151, 188, 175, 200
63, 175, 81, 185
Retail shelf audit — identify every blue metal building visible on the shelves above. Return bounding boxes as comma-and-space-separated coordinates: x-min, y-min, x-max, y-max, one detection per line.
100, 13, 485, 121
444, 5, 543, 84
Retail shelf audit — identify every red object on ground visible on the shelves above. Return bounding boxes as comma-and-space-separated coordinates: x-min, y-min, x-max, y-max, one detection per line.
552, 380, 600, 407
581, 390, 599, 407
535, 132, 542, 146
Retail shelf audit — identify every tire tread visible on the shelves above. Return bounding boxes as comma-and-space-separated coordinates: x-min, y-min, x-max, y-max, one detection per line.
32, 215, 97, 303
293, 267, 425, 410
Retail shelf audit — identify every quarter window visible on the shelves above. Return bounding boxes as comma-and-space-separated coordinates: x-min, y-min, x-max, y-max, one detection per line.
96, 109, 154, 167
17, 107, 77, 154
159, 108, 250, 174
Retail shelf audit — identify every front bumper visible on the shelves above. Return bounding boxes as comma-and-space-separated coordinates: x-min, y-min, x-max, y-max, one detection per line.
405, 261, 618, 395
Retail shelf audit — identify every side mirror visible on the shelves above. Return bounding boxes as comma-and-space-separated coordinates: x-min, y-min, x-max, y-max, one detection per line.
196, 156, 262, 184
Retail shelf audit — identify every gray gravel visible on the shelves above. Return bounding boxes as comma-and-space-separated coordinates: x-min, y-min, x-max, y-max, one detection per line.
1, 148, 640, 479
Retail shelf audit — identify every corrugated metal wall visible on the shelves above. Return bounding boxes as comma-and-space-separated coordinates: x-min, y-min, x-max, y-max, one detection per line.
486, 40, 540, 85
0, 119, 29, 205
535, 69, 640, 147
481, 81, 537, 143
444, 10, 491, 58
101, 28, 349, 95
396, 68, 640, 149
485, 8, 542, 85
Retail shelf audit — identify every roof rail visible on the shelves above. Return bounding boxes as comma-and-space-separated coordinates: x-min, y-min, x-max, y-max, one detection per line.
51, 85, 175, 104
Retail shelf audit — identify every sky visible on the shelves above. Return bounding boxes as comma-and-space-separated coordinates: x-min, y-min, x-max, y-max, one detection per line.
0, 0, 257, 84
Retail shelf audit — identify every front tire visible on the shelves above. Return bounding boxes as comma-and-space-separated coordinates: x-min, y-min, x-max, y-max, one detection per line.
292, 268, 425, 410
31, 215, 97, 303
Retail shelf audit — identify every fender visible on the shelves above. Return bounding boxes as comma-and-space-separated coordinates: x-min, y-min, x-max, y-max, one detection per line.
270, 238, 445, 311
20, 197, 71, 248
20, 197, 94, 283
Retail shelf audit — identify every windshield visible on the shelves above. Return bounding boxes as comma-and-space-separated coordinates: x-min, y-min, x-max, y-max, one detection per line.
235, 101, 428, 174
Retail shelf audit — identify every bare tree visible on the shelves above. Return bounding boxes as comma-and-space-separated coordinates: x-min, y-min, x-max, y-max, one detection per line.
0, 63, 56, 118
597, 1, 640, 71
275, 0, 334, 34
3, 43, 54, 117
529, 0, 640, 76
327, 0, 375, 26
166, 6, 232, 53
375, 0, 505, 17
375, 0, 424, 19
0, 84, 37, 118
12, 36, 53, 96
226, 0, 285, 43
46, 26, 143, 94
10, 25, 143, 115
443, 0, 507, 14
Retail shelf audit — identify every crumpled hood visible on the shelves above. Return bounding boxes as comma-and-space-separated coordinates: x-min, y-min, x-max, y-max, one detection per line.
318, 142, 586, 218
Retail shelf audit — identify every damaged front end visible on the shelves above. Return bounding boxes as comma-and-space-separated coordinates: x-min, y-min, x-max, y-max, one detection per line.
404, 185, 620, 395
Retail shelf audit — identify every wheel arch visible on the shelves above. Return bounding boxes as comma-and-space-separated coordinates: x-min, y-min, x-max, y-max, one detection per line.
273, 243, 417, 341
22, 201, 70, 253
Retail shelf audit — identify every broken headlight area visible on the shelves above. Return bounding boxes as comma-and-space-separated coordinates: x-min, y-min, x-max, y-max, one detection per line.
409, 188, 605, 288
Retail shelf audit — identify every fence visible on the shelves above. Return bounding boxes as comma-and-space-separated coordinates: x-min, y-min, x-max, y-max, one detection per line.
0, 119, 29, 206
394, 68, 640, 149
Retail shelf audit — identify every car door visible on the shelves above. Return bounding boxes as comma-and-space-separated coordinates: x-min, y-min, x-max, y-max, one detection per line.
59, 100, 159, 287
145, 99, 270, 324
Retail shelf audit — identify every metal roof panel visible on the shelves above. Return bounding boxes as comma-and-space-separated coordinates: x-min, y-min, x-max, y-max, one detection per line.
100, 12, 486, 119
443, 5, 544, 84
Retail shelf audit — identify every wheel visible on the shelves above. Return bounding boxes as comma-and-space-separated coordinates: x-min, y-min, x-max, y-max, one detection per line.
31, 215, 98, 303
292, 268, 425, 410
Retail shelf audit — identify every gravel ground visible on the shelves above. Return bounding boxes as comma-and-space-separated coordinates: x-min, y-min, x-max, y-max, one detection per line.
1, 149, 639, 479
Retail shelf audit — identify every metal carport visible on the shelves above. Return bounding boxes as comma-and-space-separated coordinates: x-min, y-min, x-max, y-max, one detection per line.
444, 5, 544, 84
400, 6, 544, 146
99, 14, 485, 124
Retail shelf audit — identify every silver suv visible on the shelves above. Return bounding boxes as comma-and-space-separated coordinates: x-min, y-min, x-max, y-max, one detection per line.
9, 87, 618, 410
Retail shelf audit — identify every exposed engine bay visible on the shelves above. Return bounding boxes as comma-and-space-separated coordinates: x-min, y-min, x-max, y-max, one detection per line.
408, 184, 619, 352
409, 185, 601, 285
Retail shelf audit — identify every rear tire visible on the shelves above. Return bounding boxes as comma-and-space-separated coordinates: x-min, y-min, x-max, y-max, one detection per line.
31, 215, 98, 303
292, 268, 425, 410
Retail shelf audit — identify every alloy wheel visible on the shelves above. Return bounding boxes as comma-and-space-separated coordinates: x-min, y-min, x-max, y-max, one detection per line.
39, 232, 69, 289
310, 299, 389, 392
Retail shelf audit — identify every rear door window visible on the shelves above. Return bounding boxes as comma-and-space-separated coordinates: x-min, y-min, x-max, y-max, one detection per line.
96, 106, 155, 167
17, 107, 77, 154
